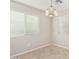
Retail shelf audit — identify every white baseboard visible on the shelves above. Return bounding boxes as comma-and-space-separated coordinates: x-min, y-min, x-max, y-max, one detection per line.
52, 43, 69, 50
11, 43, 51, 58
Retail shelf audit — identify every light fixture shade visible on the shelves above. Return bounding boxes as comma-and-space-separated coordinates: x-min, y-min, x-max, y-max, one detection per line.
53, 10, 58, 16
45, 7, 58, 17
45, 9, 49, 16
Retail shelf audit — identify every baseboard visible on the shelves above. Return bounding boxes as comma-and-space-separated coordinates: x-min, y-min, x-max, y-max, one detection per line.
52, 43, 69, 50
11, 43, 51, 58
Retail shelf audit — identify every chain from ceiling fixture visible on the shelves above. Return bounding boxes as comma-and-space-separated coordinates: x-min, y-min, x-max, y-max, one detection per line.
45, 0, 58, 17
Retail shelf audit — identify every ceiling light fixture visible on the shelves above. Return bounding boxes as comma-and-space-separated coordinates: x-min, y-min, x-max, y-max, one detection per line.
45, 0, 58, 17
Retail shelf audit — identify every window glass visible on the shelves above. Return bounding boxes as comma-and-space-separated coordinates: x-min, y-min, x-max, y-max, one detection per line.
10, 10, 39, 37
10, 11, 25, 37
25, 15, 39, 34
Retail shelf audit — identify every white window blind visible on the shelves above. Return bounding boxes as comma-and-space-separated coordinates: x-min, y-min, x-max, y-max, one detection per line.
24, 15, 39, 34
10, 10, 39, 38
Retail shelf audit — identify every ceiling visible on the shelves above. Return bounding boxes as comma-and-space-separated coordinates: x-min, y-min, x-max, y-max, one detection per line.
12, 0, 69, 11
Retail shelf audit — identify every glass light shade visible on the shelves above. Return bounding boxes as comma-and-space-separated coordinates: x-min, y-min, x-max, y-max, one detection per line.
45, 9, 49, 16
45, 7, 58, 17
53, 10, 58, 16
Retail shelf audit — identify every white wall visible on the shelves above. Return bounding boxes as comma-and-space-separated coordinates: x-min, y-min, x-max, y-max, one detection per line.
10, 1, 51, 56
52, 14, 69, 49
10, 1, 69, 58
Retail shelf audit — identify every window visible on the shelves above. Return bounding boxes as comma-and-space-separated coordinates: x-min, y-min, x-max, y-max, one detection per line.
10, 10, 39, 37
25, 15, 39, 34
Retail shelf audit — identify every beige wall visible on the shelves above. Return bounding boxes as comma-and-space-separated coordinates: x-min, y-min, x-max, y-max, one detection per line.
10, 1, 51, 56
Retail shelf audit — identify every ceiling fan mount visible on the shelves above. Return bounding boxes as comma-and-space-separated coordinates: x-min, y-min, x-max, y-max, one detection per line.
56, 0, 63, 3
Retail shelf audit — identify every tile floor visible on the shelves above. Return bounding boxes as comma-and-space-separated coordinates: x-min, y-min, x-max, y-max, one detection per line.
18, 45, 69, 59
